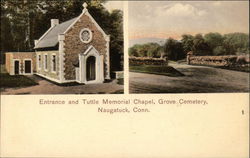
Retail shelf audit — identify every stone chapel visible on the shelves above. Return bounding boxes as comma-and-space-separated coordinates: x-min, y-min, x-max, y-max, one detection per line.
6, 3, 110, 84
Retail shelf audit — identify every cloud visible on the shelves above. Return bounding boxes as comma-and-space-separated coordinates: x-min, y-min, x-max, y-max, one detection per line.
128, 1, 249, 40
155, 3, 207, 18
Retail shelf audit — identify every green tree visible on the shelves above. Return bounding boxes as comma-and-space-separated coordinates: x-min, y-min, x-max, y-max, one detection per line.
213, 46, 226, 56
192, 34, 211, 56
204, 33, 224, 49
1, 0, 41, 51
0, 11, 14, 52
129, 43, 162, 58
129, 45, 139, 57
145, 43, 161, 57
137, 44, 148, 57
223, 33, 249, 55
181, 34, 194, 53
164, 38, 184, 61
204, 32, 224, 55
108, 10, 123, 71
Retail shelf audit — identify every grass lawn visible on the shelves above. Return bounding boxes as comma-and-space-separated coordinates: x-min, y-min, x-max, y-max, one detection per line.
130, 65, 184, 77
0, 64, 7, 73
117, 78, 124, 85
0, 64, 38, 89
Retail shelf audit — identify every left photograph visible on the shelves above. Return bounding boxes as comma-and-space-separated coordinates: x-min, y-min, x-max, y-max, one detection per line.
1, 1, 124, 94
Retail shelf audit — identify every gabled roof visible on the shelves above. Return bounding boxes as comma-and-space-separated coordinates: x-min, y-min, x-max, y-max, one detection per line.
34, 4, 109, 50
34, 17, 78, 49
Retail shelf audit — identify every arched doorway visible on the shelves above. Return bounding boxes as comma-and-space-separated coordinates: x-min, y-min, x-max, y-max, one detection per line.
86, 56, 96, 81
77, 46, 104, 84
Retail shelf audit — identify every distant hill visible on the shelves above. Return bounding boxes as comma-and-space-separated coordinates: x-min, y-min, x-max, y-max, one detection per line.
129, 38, 166, 47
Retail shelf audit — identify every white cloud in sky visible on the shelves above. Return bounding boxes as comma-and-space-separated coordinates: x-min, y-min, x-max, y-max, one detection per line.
128, 1, 249, 39
155, 3, 207, 18
129, 2, 209, 38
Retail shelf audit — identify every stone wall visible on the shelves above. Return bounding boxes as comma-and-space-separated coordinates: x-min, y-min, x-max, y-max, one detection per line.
129, 56, 168, 66
5, 52, 36, 75
189, 55, 250, 67
5, 53, 12, 73
36, 51, 60, 80
187, 55, 250, 71
63, 14, 108, 80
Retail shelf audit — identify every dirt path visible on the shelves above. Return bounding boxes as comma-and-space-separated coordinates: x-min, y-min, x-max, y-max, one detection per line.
1, 76, 123, 94
130, 63, 249, 93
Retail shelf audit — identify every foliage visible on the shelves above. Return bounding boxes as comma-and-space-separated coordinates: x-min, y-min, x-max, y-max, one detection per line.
213, 46, 226, 56
192, 34, 212, 56
204, 32, 225, 56
131, 32, 249, 60
164, 38, 185, 60
223, 33, 249, 55
129, 43, 162, 58
181, 32, 249, 56
204, 32, 224, 50
108, 10, 123, 71
181, 34, 194, 53
1, 0, 123, 70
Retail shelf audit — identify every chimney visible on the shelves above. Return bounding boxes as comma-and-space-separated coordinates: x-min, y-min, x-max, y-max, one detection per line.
34, 40, 38, 46
51, 19, 59, 27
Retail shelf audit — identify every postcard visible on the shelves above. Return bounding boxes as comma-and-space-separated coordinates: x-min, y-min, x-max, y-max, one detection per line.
0, 1, 249, 157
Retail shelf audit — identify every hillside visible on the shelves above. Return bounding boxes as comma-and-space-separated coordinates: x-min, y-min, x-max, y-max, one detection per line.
129, 38, 165, 47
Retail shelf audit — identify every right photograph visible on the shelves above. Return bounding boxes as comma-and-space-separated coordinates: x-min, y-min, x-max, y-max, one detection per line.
128, 1, 249, 93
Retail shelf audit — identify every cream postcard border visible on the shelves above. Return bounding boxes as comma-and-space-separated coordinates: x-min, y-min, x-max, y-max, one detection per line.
0, 1, 249, 158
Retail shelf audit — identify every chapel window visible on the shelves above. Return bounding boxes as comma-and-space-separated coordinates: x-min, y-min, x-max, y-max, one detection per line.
80, 28, 92, 43
44, 55, 48, 70
52, 55, 56, 72
38, 55, 41, 69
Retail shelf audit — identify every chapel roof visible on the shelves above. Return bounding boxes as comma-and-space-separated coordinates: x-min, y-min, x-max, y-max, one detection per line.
34, 2, 108, 50
34, 17, 78, 49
